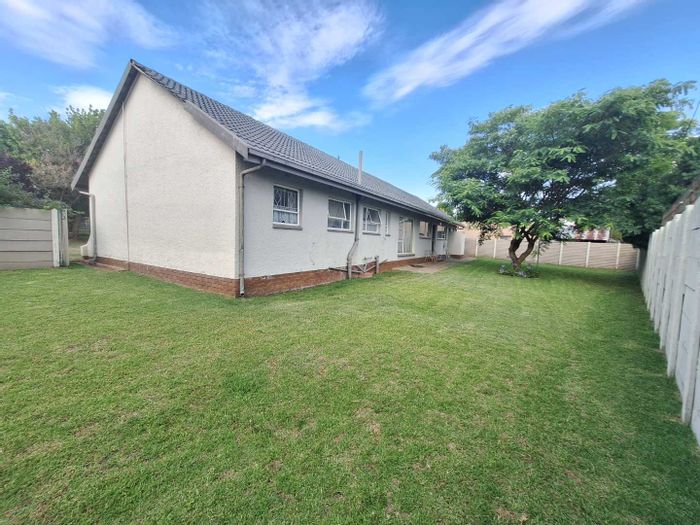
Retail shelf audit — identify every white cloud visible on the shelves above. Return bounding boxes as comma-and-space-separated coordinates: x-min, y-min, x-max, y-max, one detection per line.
364, 0, 647, 105
199, 0, 381, 131
0, 0, 176, 68
53, 85, 112, 110
253, 90, 371, 131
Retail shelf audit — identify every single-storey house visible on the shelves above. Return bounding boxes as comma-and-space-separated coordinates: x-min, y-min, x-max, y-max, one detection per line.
72, 60, 461, 296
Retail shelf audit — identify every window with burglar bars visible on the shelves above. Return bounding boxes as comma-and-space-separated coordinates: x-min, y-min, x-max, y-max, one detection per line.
363, 207, 381, 233
272, 186, 299, 225
398, 216, 413, 254
328, 199, 351, 230
436, 224, 446, 239
384, 211, 390, 235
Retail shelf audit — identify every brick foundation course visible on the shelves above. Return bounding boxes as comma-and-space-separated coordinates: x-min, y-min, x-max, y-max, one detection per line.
96, 257, 238, 295
245, 268, 346, 296
92, 256, 431, 297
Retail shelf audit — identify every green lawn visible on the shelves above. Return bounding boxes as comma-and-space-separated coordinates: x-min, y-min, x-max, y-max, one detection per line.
2, 260, 699, 524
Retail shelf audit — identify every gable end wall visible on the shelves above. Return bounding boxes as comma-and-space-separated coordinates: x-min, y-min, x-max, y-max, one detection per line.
87, 74, 238, 278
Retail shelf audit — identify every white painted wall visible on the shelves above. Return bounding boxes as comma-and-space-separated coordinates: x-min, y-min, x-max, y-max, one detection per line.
88, 111, 128, 261
87, 74, 238, 278
87, 72, 452, 282
242, 165, 448, 278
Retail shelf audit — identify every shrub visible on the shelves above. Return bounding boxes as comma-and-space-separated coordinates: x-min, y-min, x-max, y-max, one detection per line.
499, 263, 539, 278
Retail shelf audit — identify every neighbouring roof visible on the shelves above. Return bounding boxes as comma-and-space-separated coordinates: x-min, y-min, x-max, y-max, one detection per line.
72, 60, 454, 224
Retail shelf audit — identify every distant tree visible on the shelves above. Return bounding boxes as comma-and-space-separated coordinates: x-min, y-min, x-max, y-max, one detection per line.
5, 107, 103, 202
0, 107, 104, 232
431, 80, 697, 270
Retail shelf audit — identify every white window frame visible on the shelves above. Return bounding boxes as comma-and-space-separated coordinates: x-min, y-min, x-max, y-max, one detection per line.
362, 206, 382, 235
384, 211, 391, 236
419, 220, 431, 238
436, 224, 446, 240
398, 216, 414, 255
327, 198, 352, 232
272, 185, 300, 227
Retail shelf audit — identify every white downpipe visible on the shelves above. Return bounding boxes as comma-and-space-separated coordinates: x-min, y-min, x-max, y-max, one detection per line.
238, 159, 266, 297
346, 151, 363, 279
79, 191, 97, 263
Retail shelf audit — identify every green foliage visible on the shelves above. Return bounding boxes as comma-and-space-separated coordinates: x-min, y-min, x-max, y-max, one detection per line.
432, 80, 698, 251
0, 168, 36, 207
0, 106, 103, 213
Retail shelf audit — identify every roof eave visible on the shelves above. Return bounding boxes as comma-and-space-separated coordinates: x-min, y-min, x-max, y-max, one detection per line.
247, 149, 457, 225
182, 101, 250, 160
71, 60, 139, 191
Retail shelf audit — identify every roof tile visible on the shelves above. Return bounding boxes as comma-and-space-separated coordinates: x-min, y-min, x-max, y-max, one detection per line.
134, 62, 452, 223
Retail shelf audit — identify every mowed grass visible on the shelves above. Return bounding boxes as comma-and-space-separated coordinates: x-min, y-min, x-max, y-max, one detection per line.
2, 260, 700, 524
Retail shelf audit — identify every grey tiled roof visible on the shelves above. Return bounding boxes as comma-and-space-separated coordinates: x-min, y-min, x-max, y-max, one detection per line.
133, 61, 453, 223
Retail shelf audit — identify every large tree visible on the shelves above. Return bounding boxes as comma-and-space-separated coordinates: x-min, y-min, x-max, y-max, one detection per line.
431, 80, 697, 270
0, 106, 104, 234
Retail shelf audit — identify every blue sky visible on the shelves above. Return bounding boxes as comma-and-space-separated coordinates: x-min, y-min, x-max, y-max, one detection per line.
0, 0, 698, 201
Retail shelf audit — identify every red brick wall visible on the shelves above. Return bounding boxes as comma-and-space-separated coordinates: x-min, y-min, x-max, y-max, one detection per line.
245, 268, 346, 296
96, 257, 238, 296
378, 256, 428, 272
93, 256, 430, 297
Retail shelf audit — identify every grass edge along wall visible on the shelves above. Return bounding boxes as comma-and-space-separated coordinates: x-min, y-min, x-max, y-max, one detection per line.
642, 201, 700, 444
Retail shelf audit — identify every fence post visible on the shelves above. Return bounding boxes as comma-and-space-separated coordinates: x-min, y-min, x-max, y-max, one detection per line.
60, 209, 69, 267
493, 238, 498, 259
536, 240, 540, 264
635, 249, 641, 271
585, 242, 591, 268
615, 242, 621, 269
558, 242, 564, 265
50, 209, 60, 268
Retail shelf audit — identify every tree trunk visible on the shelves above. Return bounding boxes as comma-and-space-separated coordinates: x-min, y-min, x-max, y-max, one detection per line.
508, 237, 523, 267
508, 236, 537, 270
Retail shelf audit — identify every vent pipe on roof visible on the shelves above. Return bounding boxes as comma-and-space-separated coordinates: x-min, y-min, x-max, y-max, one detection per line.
358, 150, 363, 185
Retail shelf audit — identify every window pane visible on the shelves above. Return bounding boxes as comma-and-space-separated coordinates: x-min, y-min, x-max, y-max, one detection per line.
273, 186, 298, 212
328, 217, 350, 230
363, 207, 381, 232
328, 199, 351, 230
273, 186, 300, 224
405, 220, 413, 252
398, 217, 413, 253
273, 210, 298, 224
328, 199, 345, 219
437, 225, 446, 239
419, 221, 430, 237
